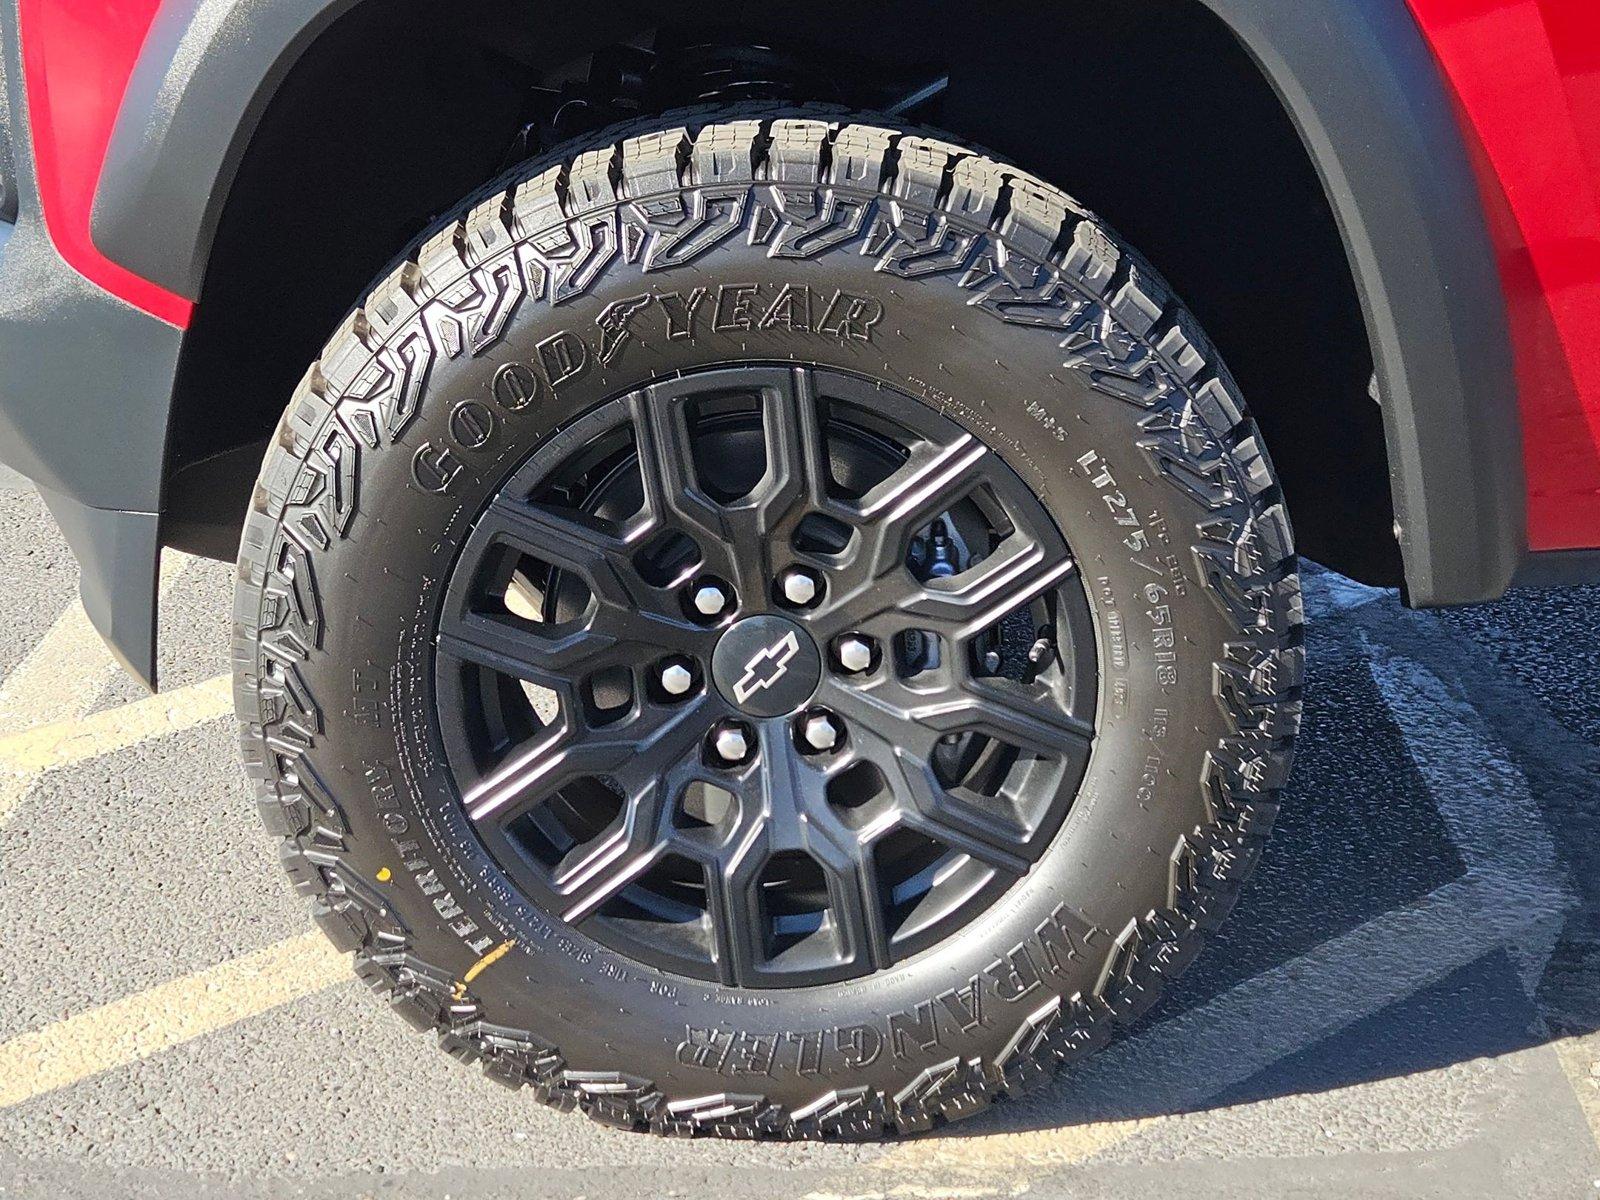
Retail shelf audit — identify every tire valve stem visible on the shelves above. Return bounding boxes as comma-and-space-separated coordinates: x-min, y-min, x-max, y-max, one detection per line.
1026, 630, 1055, 676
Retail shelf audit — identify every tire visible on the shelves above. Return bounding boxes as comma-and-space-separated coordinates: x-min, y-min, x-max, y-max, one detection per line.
235, 106, 1302, 1138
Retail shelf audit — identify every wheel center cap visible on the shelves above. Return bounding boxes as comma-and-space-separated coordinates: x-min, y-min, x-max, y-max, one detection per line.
711, 615, 822, 718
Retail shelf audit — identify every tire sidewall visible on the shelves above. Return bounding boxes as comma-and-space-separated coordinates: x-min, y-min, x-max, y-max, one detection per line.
245, 126, 1293, 1122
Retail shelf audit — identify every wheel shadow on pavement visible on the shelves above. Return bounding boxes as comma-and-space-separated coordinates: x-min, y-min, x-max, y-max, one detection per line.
940, 567, 1600, 1137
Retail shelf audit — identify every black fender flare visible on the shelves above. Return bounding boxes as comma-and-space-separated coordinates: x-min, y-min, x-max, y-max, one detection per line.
1197, 0, 1523, 608
92, 0, 364, 302
92, 0, 1523, 607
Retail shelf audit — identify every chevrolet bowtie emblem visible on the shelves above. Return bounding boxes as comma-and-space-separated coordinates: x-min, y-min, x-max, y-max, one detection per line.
732, 630, 801, 704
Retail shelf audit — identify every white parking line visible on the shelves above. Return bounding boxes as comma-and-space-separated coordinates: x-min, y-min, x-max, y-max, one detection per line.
875, 1118, 1150, 1175
1362, 633, 1569, 990
0, 600, 108, 738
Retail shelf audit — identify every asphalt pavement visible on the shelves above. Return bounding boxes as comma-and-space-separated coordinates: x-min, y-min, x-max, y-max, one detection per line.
0, 462, 1597, 1199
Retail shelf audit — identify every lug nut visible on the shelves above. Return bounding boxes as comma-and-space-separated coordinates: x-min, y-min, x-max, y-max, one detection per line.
835, 635, 874, 674
693, 582, 730, 617
658, 660, 694, 697
778, 567, 820, 608
801, 711, 843, 753
710, 722, 752, 765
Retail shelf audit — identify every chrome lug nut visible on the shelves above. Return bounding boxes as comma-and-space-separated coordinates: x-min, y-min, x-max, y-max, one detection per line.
778, 567, 819, 608
801, 711, 842, 752
693, 582, 730, 617
711, 722, 752, 765
659, 660, 694, 696
835, 635, 873, 674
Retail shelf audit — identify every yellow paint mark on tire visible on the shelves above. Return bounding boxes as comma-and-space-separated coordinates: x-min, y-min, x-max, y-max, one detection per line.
0, 931, 348, 1109
453, 939, 516, 999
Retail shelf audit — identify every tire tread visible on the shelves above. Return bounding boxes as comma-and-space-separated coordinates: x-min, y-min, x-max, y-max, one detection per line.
234, 104, 1302, 1139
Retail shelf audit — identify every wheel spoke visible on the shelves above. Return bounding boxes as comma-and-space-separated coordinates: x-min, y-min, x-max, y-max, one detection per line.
465, 696, 712, 826
751, 722, 819, 854
822, 843, 893, 974
630, 385, 734, 561
479, 496, 640, 606
555, 731, 724, 924
747, 367, 831, 537
901, 801, 1030, 877
461, 726, 627, 824
705, 840, 764, 987
856, 433, 988, 529
444, 488, 708, 679
848, 434, 989, 578
553, 775, 671, 923
437, 610, 621, 688
882, 537, 1077, 642
907, 680, 1094, 759
856, 729, 1031, 876
633, 370, 832, 588
705, 726, 890, 982
708, 832, 892, 983
758, 725, 879, 912
822, 682, 1038, 875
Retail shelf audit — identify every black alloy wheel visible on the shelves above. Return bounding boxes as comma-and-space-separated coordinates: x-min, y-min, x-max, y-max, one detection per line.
434, 366, 1098, 988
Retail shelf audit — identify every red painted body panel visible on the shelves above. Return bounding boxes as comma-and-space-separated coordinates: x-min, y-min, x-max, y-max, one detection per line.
1408, 0, 1600, 550
10, 0, 1600, 547
16, 0, 193, 328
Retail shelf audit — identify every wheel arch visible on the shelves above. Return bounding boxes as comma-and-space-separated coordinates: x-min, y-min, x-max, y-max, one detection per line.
95, 0, 1521, 606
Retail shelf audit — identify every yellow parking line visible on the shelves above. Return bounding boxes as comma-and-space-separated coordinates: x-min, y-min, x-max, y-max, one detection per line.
0, 600, 106, 737
0, 672, 232, 773
1554, 1033, 1600, 1153
0, 931, 348, 1109
0, 552, 205, 829
805, 1187, 1025, 1199
0, 673, 231, 825
874, 1115, 1149, 1175
0, 553, 194, 739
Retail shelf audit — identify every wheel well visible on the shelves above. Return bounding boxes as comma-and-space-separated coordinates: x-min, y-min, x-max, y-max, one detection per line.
163, 0, 1398, 586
